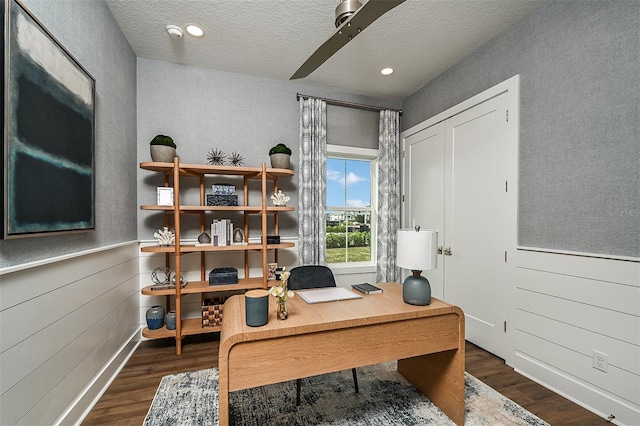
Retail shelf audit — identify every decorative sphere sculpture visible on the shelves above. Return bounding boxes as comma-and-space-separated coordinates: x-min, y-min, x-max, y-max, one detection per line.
151, 267, 171, 285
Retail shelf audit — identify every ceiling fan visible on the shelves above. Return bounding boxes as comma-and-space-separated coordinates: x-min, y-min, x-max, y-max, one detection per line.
290, 0, 406, 80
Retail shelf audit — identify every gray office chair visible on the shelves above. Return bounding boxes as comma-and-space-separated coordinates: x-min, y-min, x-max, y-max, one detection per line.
287, 265, 359, 406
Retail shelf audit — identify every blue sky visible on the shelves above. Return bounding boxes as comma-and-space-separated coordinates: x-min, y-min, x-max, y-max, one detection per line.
326, 158, 371, 207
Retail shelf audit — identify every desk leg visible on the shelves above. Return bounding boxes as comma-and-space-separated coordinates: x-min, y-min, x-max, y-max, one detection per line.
398, 346, 465, 426
218, 361, 229, 426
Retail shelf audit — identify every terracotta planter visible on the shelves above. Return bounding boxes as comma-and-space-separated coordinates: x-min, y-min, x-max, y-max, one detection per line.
150, 145, 176, 163
270, 153, 291, 169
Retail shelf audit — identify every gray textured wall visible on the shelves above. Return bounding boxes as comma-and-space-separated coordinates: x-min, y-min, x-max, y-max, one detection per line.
0, 0, 138, 268
137, 58, 399, 240
402, 1, 639, 258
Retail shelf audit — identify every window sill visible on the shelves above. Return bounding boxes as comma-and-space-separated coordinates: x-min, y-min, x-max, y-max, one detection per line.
329, 263, 376, 275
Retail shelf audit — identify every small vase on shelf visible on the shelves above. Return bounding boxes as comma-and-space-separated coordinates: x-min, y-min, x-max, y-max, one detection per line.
146, 305, 165, 330
165, 310, 176, 330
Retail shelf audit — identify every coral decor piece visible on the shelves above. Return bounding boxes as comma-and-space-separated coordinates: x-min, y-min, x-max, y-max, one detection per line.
270, 190, 290, 206
154, 227, 175, 246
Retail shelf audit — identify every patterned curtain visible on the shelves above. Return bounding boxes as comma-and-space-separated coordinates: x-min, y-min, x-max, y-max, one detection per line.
376, 110, 401, 283
298, 97, 327, 265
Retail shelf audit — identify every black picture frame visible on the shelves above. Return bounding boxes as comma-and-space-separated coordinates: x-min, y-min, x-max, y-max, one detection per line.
2, 0, 95, 239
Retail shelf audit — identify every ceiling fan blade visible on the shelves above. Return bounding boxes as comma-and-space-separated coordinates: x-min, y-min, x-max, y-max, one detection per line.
290, 0, 405, 80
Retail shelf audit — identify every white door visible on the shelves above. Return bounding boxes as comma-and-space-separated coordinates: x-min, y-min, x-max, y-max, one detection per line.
403, 86, 515, 360
443, 94, 509, 358
403, 122, 445, 299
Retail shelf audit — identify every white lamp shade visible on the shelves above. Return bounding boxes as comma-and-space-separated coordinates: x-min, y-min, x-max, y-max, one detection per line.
397, 228, 438, 271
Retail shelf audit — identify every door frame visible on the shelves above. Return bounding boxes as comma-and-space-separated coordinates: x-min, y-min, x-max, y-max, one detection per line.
400, 75, 519, 365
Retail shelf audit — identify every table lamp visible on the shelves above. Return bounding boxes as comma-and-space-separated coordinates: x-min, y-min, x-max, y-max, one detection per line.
397, 226, 438, 305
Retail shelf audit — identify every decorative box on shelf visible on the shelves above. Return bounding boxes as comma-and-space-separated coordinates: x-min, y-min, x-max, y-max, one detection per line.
212, 184, 235, 195
202, 297, 225, 327
206, 194, 238, 206
261, 235, 280, 244
209, 267, 238, 285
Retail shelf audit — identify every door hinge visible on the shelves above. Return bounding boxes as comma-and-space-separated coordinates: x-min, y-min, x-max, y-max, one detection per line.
505, 180, 508, 192
506, 110, 509, 122
402, 194, 405, 202
504, 251, 508, 263
504, 321, 507, 332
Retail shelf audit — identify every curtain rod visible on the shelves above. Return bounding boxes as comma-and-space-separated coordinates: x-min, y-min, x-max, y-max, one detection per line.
296, 93, 402, 115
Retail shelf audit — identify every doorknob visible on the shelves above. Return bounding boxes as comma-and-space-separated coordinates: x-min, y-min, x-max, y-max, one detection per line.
437, 246, 443, 255
443, 247, 453, 256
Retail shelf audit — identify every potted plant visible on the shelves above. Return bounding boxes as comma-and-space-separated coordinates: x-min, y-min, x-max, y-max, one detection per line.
269, 143, 292, 169
150, 135, 177, 163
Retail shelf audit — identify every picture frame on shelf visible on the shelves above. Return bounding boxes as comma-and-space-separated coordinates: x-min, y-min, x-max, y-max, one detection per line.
157, 187, 174, 206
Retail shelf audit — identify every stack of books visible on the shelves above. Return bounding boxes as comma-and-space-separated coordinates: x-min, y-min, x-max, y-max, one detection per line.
211, 219, 233, 246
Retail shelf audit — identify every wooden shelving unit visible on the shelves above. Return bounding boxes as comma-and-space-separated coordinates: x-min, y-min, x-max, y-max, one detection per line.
140, 158, 294, 354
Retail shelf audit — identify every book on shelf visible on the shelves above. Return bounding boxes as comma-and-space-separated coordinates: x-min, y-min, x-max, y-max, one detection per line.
211, 219, 233, 246
351, 283, 383, 294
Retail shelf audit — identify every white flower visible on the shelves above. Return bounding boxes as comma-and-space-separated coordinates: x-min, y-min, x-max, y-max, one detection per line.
270, 286, 284, 298
269, 266, 294, 302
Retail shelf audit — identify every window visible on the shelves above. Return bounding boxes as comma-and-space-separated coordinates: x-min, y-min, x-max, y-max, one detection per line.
326, 145, 378, 268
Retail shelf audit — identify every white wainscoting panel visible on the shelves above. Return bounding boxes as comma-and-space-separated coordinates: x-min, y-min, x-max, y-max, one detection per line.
513, 250, 640, 425
0, 242, 140, 426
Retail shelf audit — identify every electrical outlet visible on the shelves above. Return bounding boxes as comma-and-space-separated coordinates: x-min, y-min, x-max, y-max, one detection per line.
593, 350, 608, 372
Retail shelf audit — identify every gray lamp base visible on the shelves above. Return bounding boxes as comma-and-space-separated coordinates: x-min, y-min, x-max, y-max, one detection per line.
402, 271, 431, 306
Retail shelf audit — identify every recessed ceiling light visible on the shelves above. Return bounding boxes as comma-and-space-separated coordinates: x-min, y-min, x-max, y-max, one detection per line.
166, 25, 183, 39
380, 67, 394, 76
185, 24, 205, 38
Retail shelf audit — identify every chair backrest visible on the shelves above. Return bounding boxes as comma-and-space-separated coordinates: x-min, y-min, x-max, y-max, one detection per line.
287, 265, 336, 290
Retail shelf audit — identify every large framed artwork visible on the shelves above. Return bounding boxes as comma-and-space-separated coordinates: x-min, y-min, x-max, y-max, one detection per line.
2, 0, 95, 239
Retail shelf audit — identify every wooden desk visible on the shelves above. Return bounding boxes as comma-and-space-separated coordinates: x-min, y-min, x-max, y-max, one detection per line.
218, 282, 465, 425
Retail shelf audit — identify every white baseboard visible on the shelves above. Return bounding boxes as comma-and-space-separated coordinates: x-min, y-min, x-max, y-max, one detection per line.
515, 347, 639, 425
55, 329, 141, 426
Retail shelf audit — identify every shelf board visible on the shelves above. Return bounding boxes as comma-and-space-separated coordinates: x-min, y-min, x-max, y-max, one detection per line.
182, 317, 221, 335
139, 162, 293, 179
141, 278, 266, 295
141, 242, 294, 253
257, 206, 295, 214
141, 320, 222, 338
141, 205, 264, 212
267, 242, 295, 249
141, 243, 260, 253
142, 325, 176, 339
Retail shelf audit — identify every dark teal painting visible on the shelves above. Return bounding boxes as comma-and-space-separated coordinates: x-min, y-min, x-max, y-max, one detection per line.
3, 0, 95, 238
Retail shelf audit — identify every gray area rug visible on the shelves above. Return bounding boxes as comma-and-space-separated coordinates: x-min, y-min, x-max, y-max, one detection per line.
144, 362, 549, 425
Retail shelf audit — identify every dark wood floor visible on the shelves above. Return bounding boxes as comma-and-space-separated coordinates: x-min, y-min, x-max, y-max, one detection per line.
82, 335, 609, 425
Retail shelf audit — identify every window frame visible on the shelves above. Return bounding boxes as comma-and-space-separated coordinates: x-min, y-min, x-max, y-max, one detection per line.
326, 144, 379, 273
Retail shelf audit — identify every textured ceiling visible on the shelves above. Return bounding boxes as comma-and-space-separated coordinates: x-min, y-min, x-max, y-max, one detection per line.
105, 0, 545, 100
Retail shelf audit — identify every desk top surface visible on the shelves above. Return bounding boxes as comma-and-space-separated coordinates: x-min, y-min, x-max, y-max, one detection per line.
220, 282, 463, 352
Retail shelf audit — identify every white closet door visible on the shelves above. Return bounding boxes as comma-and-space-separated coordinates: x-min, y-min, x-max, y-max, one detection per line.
402, 76, 518, 361
403, 122, 445, 298
444, 93, 509, 358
